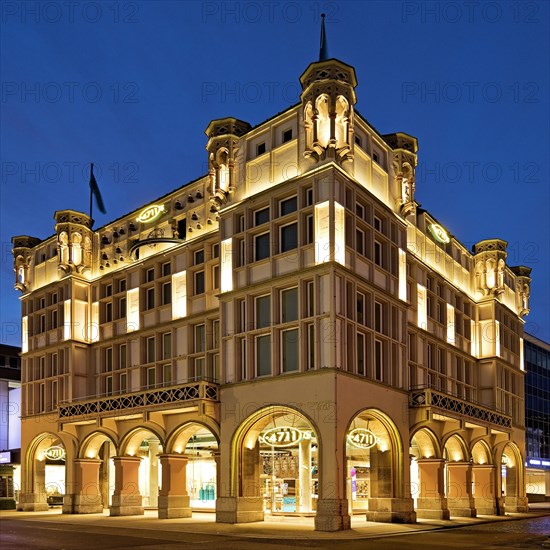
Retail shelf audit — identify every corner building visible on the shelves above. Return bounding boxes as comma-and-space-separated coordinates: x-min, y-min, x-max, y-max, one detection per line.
12, 51, 531, 530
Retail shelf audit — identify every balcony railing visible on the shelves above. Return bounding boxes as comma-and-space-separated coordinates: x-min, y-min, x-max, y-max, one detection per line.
409, 386, 512, 429
58, 380, 218, 421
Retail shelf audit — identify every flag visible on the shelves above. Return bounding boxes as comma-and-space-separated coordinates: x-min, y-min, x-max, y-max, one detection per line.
89, 163, 106, 215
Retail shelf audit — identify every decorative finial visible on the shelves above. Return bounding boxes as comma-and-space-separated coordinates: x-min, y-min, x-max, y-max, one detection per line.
319, 13, 328, 61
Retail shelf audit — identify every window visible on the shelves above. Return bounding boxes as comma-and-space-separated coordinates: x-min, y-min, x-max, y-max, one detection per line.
282, 128, 293, 143
119, 279, 127, 292
255, 295, 271, 329
374, 240, 382, 266
281, 287, 298, 322
375, 301, 382, 333
146, 268, 155, 282
357, 333, 365, 375
282, 329, 299, 372
195, 324, 206, 353
51, 353, 58, 376
106, 376, 113, 396
106, 302, 113, 322
105, 347, 113, 372
256, 334, 271, 376
356, 203, 364, 219
257, 142, 266, 156
105, 284, 113, 297
51, 309, 58, 329
356, 228, 365, 256
354, 135, 362, 147
255, 233, 270, 261
372, 151, 380, 164
162, 262, 171, 276
162, 332, 172, 359
195, 270, 205, 294
255, 207, 270, 226
162, 282, 172, 305
147, 336, 155, 363
163, 364, 172, 385
120, 373, 127, 393
51, 380, 58, 407
147, 367, 156, 388
194, 249, 205, 265
118, 297, 127, 318
119, 344, 127, 369
306, 187, 313, 206
374, 339, 383, 381
213, 265, 220, 289
280, 196, 297, 216
177, 218, 187, 239
213, 320, 220, 348
306, 214, 314, 244
280, 223, 298, 252
212, 243, 220, 258
194, 357, 205, 379
357, 292, 365, 324
307, 323, 315, 369
306, 281, 314, 317
374, 216, 382, 232
40, 314, 46, 333
39, 383, 45, 412
146, 287, 155, 309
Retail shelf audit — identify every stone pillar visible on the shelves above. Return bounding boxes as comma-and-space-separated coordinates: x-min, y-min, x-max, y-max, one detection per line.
110, 456, 143, 516
148, 439, 160, 508
216, 441, 263, 524
504, 465, 528, 513
157, 454, 191, 519
314, 427, 350, 531
18, 458, 49, 511
63, 459, 102, 514
415, 458, 450, 519
472, 464, 497, 515
447, 462, 476, 517
366, 449, 416, 523
299, 439, 312, 512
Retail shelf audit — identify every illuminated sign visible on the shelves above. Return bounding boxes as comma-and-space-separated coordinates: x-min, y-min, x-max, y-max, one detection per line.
45, 446, 66, 461
428, 223, 450, 244
347, 428, 380, 449
260, 427, 309, 448
136, 204, 166, 224
0, 451, 11, 463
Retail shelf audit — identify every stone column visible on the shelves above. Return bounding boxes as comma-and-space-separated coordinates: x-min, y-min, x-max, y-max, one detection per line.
158, 454, 191, 519
216, 440, 264, 524
18, 458, 49, 511
63, 459, 102, 514
447, 462, 476, 517
504, 465, 529, 513
299, 438, 312, 512
148, 439, 160, 508
415, 458, 450, 519
110, 456, 143, 516
314, 426, 350, 531
366, 449, 416, 523
472, 464, 497, 515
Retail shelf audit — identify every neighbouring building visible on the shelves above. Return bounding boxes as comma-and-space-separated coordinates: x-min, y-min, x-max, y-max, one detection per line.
0, 344, 22, 509
524, 333, 550, 502
11, 26, 532, 530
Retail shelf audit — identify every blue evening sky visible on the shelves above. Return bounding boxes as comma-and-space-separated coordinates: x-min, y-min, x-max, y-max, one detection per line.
1, 0, 549, 346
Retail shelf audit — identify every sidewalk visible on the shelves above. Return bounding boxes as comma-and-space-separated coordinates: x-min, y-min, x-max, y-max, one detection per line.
1, 505, 548, 540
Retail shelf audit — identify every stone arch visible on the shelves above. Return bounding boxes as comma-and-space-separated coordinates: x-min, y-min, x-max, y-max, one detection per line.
471, 439, 492, 465
119, 425, 165, 456
79, 429, 118, 459
410, 427, 441, 459
345, 408, 415, 523
231, 404, 321, 517
495, 441, 527, 513
166, 420, 219, 454
443, 434, 468, 462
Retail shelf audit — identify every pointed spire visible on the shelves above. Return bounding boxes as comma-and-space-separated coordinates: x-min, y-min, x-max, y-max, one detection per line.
319, 13, 328, 61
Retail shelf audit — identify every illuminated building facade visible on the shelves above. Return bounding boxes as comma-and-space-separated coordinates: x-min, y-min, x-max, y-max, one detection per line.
524, 333, 550, 502
11, 48, 532, 530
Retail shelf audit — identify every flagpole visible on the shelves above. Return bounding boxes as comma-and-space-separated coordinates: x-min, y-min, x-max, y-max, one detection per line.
89, 163, 93, 220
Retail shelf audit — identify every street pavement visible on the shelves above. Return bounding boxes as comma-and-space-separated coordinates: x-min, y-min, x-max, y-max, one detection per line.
0, 506, 548, 549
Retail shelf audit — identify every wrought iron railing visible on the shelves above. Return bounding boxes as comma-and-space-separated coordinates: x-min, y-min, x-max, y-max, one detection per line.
58, 380, 218, 421
409, 386, 512, 428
